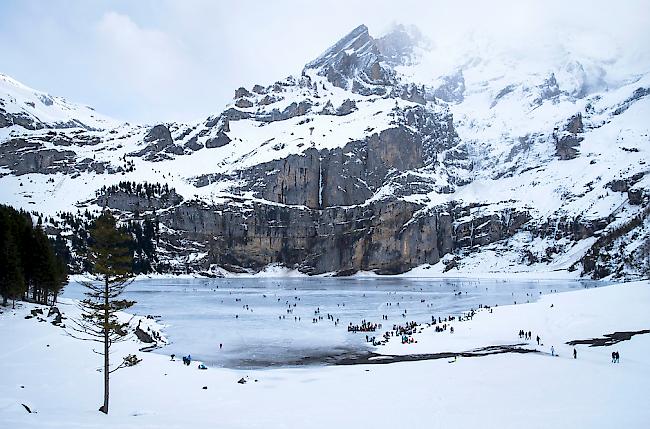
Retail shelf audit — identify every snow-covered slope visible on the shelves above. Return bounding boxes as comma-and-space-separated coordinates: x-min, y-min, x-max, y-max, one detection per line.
0, 24, 648, 278
0, 73, 118, 131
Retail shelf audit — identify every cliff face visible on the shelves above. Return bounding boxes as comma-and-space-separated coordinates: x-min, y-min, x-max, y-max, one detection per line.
154, 196, 531, 275
244, 109, 447, 209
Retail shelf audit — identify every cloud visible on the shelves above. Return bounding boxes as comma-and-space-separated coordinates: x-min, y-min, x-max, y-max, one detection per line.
95, 12, 193, 104
1, 0, 648, 123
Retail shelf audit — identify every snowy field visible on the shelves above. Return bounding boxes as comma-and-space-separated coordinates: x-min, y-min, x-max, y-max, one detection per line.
1, 280, 649, 428
61, 277, 598, 368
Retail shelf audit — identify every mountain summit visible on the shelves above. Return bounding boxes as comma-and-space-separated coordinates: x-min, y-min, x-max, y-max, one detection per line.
304, 24, 426, 95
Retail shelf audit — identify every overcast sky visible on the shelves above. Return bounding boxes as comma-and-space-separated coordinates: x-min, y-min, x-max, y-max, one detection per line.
1, 0, 648, 124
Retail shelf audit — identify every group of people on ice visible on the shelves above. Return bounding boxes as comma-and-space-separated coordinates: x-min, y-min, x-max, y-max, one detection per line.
348, 320, 381, 332
401, 334, 415, 344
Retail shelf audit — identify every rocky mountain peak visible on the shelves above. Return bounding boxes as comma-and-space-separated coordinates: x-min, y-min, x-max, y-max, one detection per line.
304, 24, 399, 95
304, 25, 374, 71
302, 23, 427, 96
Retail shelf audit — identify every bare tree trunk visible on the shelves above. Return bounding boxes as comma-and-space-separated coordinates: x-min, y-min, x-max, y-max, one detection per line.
101, 275, 110, 414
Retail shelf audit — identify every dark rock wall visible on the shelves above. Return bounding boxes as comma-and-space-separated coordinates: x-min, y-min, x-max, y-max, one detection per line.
153, 195, 528, 275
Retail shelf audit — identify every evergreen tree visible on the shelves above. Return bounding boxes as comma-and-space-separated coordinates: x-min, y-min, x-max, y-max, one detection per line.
0, 209, 25, 307
69, 211, 135, 414
31, 227, 59, 304
50, 236, 69, 304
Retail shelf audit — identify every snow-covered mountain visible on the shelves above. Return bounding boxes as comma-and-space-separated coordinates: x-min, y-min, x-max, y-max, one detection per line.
0, 73, 117, 131
1, 24, 648, 278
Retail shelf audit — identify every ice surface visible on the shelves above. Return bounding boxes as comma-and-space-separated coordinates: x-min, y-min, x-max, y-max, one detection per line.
64, 277, 603, 368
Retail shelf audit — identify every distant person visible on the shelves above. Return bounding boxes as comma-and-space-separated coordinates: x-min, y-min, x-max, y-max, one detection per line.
536, 335, 540, 345
219, 343, 223, 349
551, 346, 555, 356
573, 348, 577, 359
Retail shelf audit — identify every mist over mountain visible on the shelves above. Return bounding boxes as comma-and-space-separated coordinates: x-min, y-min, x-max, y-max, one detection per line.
1, 0, 648, 122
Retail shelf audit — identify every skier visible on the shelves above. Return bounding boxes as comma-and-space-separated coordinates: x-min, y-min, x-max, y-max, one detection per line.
551, 346, 555, 356
536, 335, 540, 345
573, 348, 577, 359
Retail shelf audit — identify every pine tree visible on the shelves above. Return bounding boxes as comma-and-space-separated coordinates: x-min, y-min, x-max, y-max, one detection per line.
0, 209, 25, 307
51, 236, 69, 304
31, 227, 59, 304
69, 211, 135, 414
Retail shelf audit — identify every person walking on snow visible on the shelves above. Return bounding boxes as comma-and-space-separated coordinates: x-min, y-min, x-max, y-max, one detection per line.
536, 335, 540, 345
551, 346, 555, 356
573, 348, 577, 359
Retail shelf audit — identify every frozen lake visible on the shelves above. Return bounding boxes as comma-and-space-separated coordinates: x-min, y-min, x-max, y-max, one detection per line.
63, 277, 602, 369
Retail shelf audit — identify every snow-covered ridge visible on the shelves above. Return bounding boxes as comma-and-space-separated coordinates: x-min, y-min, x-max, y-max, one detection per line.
0, 73, 119, 131
0, 23, 648, 278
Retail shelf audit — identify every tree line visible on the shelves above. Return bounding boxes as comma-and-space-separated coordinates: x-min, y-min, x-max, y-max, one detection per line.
0, 204, 68, 307
1, 200, 165, 307
97, 181, 176, 200
55, 209, 160, 275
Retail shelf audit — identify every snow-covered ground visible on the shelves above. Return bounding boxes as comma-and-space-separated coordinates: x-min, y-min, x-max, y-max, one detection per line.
1, 280, 648, 428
